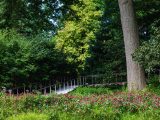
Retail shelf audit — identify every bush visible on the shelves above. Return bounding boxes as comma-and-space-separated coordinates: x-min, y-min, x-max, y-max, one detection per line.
0, 87, 160, 120
0, 30, 32, 87
133, 24, 160, 73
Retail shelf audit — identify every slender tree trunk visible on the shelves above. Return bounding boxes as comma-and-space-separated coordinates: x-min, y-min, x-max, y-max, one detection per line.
118, 0, 146, 91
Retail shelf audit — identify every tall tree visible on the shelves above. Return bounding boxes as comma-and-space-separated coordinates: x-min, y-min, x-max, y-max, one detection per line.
54, 0, 104, 73
86, 0, 125, 76
0, 0, 60, 35
118, 0, 146, 91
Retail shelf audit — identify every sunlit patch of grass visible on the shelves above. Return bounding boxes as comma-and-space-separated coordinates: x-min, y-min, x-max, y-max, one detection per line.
70, 86, 114, 95
6, 113, 48, 120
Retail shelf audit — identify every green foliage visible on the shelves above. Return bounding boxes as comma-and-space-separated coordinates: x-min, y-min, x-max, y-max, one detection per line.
70, 86, 113, 96
85, 0, 126, 77
54, 0, 104, 72
0, 30, 32, 87
0, 86, 160, 120
148, 75, 160, 86
28, 34, 70, 82
133, 1, 160, 74
47, 106, 120, 120
122, 109, 160, 120
0, 30, 71, 87
0, 0, 159, 86
0, 0, 60, 35
7, 113, 48, 120
147, 83, 160, 95
133, 22, 160, 72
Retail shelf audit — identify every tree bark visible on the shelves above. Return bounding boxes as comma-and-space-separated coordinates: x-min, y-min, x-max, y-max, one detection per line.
118, 0, 146, 91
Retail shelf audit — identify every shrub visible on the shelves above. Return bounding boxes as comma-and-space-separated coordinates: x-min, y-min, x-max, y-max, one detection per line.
133, 22, 160, 73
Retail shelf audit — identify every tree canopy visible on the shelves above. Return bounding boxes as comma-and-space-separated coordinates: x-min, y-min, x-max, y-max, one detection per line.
0, 0, 159, 88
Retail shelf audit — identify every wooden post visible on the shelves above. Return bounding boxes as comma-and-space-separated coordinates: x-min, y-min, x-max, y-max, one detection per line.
75, 79, 76, 87
159, 70, 160, 82
85, 77, 86, 85
71, 80, 72, 88
116, 74, 118, 83
77, 78, 78, 86
121, 75, 123, 82
2, 87, 6, 94
23, 85, 26, 94
80, 77, 82, 86
26, 90, 29, 95
49, 81, 52, 94
44, 88, 46, 95
39, 84, 42, 93
67, 81, 69, 88
63, 77, 65, 90
83, 77, 84, 85
50, 86, 52, 94
8, 89, 12, 97
55, 85, 57, 93
16, 88, 19, 96
59, 84, 61, 91
34, 84, 37, 92
95, 76, 97, 85
29, 84, 32, 92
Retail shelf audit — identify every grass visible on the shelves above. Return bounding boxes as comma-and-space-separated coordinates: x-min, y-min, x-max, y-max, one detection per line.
7, 113, 48, 120
70, 85, 127, 96
70, 86, 113, 95
121, 109, 160, 120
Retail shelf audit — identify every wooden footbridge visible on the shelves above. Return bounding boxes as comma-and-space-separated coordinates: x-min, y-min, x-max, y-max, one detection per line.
1, 74, 127, 95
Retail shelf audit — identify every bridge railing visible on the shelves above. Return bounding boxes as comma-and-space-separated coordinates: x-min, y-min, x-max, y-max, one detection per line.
1, 73, 127, 95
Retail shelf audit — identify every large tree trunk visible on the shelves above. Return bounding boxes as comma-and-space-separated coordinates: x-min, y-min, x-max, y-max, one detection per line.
118, 0, 146, 91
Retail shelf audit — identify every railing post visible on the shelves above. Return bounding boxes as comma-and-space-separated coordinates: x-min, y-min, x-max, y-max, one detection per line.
50, 85, 52, 94
29, 84, 32, 92
95, 76, 97, 85
116, 74, 117, 83
8, 89, 12, 97
67, 81, 69, 88
63, 77, 66, 90
44, 88, 46, 95
55, 85, 57, 93
121, 75, 123, 82
17, 88, 19, 96
83, 77, 85, 85
80, 77, 82, 86
71, 80, 72, 88
63, 82, 65, 90
39, 84, 42, 93
59, 84, 61, 91
26, 90, 29, 95
2, 87, 6, 94
74, 79, 76, 87
77, 78, 78, 86
159, 70, 160, 82
23, 84, 26, 94
34, 84, 37, 92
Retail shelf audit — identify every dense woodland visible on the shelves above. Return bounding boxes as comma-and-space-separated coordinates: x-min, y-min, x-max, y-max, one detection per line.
0, 0, 159, 88
0, 0, 160, 120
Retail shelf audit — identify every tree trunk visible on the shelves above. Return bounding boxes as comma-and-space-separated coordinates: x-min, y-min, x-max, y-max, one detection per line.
118, 0, 146, 91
